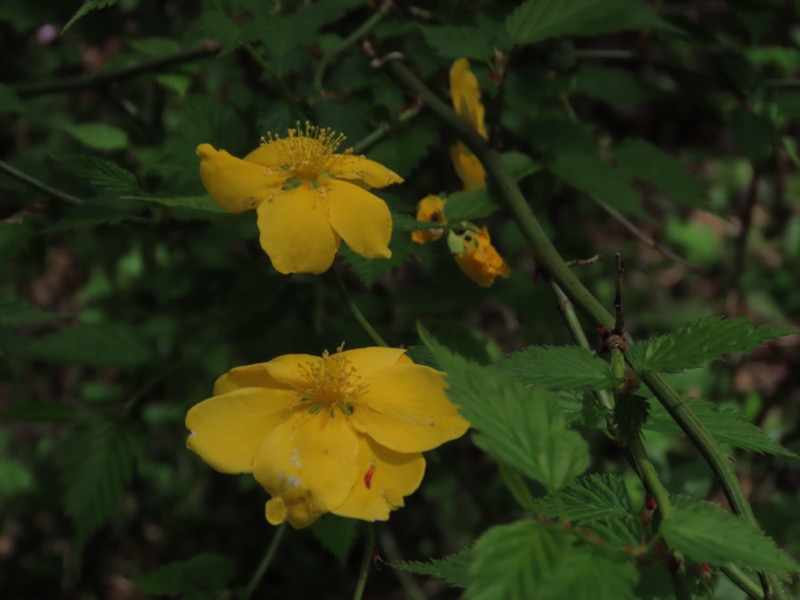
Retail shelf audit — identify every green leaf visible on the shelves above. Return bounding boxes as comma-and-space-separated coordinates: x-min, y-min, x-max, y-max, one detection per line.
646, 396, 798, 459
20, 323, 151, 367
626, 316, 796, 373
467, 520, 638, 600
662, 496, 800, 573
391, 212, 447, 233
59, 420, 144, 550
502, 151, 541, 182
0, 457, 34, 499
63, 0, 118, 32
576, 65, 660, 106
0, 294, 68, 326
4, 402, 77, 422
121, 195, 226, 214
63, 123, 130, 151
505, 0, 679, 46
393, 546, 474, 588
309, 515, 358, 564
420, 327, 590, 492
341, 230, 415, 287
55, 154, 140, 195
0, 84, 25, 114
499, 346, 616, 391
134, 553, 236, 596
550, 153, 645, 218
729, 109, 776, 161
443, 189, 500, 223
0, 221, 33, 259
420, 25, 492, 60
538, 474, 633, 521
615, 138, 706, 209
613, 395, 650, 441
368, 124, 435, 178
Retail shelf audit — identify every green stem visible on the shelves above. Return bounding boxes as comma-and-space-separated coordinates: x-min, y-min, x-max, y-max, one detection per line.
352, 523, 375, 600
0, 159, 84, 205
313, 2, 391, 94
333, 270, 388, 347
381, 58, 777, 595
351, 105, 422, 155
12, 45, 219, 97
721, 564, 766, 600
243, 523, 287, 600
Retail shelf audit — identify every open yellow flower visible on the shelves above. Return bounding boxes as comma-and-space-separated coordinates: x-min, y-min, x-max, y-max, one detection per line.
185, 346, 469, 529
453, 227, 510, 287
411, 195, 447, 244
196, 123, 403, 275
450, 59, 487, 192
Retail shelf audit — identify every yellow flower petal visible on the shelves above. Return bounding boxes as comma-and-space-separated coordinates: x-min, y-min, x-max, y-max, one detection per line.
333, 435, 425, 521
243, 138, 298, 168
256, 185, 341, 274
351, 364, 469, 453
196, 144, 285, 213
341, 347, 408, 379
454, 226, 510, 287
185, 387, 297, 474
253, 411, 359, 529
213, 363, 291, 396
411, 195, 447, 244
450, 142, 487, 192
326, 155, 403, 189
449, 59, 487, 139
326, 179, 392, 259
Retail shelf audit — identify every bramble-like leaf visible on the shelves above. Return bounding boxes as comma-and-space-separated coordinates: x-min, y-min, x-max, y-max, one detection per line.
443, 189, 500, 223
19, 323, 151, 367
63, 0, 118, 32
615, 138, 706, 209
538, 474, 632, 521
133, 553, 236, 596
0, 294, 67, 326
420, 326, 590, 492
467, 520, 638, 600
63, 122, 130, 151
505, 0, 678, 46
550, 153, 646, 218
368, 124, 435, 178
646, 396, 798, 459
55, 154, 140, 195
341, 232, 415, 287
626, 316, 796, 373
309, 515, 358, 564
0, 84, 25, 114
59, 420, 144, 551
613, 395, 650, 441
576, 65, 660, 106
393, 546, 474, 589
499, 346, 616, 390
662, 496, 800, 574
420, 25, 492, 60
120, 195, 226, 214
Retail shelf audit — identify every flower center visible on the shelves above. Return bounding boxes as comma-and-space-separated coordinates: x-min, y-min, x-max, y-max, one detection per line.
262, 122, 347, 182
296, 346, 367, 417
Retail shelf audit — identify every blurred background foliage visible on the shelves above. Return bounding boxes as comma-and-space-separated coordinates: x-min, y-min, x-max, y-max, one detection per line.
1, 0, 799, 598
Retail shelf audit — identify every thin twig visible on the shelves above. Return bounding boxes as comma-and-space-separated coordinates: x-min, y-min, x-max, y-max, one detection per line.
613, 253, 625, 335
243, 523, 287, 600
351, 105, 422, 155
332, 269, 388, 347
0, 159, 83, 205
352, 524, 375, 600
590, 195, 700, 271
12, 45, 219, 97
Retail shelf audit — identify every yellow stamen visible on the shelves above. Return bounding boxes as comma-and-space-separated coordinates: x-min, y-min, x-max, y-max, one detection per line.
261, 121, 347, 181
296, 345, 367, 413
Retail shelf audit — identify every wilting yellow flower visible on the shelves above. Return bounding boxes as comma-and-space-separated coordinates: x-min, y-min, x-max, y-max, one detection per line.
185, 346, 469, 529
196, 123, 403, 275
454, 227, 510, 287
411, 195, 447, 244
450, 59, 487, 191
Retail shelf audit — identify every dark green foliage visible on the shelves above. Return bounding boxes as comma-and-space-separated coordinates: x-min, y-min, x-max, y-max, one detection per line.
133, 553, 236, 596
499, 345, 616, 390
393, 546, 474, 588
613, 394, 650, 441
309, 515, 358, 564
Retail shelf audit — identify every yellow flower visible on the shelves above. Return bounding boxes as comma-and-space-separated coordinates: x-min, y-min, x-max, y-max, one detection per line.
450, 59, 487, 191
453, 227, 510, 287
196, 123, 403, 275
411, 195, 447, 244
185, 346, 469, 529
